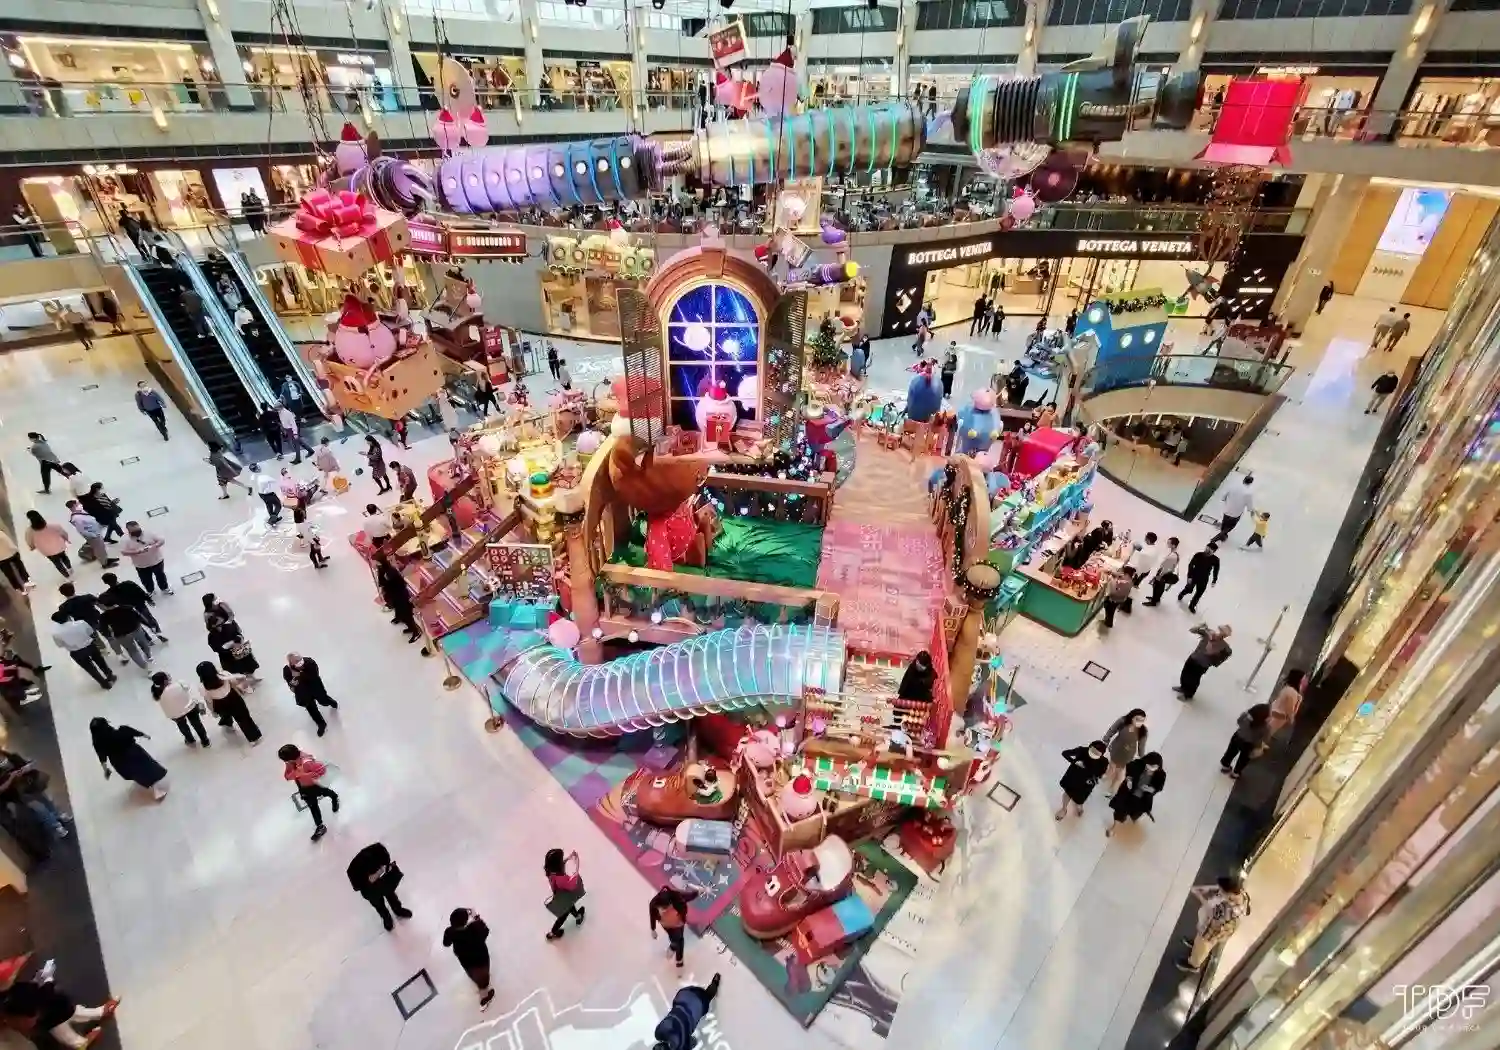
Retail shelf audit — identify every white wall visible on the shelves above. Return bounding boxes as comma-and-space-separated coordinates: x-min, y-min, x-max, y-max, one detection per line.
1430, 11, 1500, 51
3, 0, 205, 32
1204, 15, 1410, 53
911, 27, 1026, 59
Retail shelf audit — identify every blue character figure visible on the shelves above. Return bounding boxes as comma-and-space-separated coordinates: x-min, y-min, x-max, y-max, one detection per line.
906, 366, 943, 424
954, 388, 1002, 456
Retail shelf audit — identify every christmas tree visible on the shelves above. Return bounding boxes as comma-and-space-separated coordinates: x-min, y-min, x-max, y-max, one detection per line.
808, 325, 845, 371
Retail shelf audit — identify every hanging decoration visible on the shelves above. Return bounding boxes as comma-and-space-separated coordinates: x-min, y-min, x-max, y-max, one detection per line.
757, 46, 800, 117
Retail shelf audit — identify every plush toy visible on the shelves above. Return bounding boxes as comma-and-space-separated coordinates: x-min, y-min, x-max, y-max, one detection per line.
955, 388, 1002, 456
803, 405, 849, 471
906, 367, 943, 424
607, 437, 713, 571
334, 122, 367, 177
329, 293, 397, 370
695, 380, 737, 443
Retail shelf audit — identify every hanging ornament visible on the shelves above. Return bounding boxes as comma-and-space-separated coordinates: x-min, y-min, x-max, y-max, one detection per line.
333, 121, 367, 177
461, 107, 488, 148
432, 108, 463, 153
1008, 190, 1037, 223
758, 46, 800, 117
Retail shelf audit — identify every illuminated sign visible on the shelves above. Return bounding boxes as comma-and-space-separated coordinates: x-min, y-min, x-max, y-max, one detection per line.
902, 234, 1197, 269
1255, 65, 1318, 76
335, 53, 376, 67
905, 241, 994, 266
407, 221, 528, 261
1076, 238, 1193, 255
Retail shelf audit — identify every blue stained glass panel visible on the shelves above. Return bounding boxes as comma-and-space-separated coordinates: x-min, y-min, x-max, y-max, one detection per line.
665, 282, 761, 431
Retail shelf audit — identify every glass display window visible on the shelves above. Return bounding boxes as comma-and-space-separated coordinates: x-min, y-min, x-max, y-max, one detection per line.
665, 283, 761, 432
539, 270, 642, 342
539, 59, 626, 111
647, 65, 702, 110
1403, 76, 1500, 145
13, 35, 218, 116
148, 169, 212, 229
268, 163, 322, 206
809, 68, 894, 107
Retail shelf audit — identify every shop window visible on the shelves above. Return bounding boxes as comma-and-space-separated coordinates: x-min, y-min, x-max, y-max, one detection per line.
666, 284, 760, 433
1047, 0, 1192, 25
1218, 0, 1412, 18
744, 12, 795, 37
914, 0, 1026, 30
812, 5, 901, 33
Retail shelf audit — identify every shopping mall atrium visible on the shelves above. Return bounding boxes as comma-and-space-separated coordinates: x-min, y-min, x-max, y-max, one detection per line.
0, 0, 1499, 1048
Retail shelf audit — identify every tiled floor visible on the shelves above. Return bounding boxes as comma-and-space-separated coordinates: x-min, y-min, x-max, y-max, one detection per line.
0, 291, 1441, 1050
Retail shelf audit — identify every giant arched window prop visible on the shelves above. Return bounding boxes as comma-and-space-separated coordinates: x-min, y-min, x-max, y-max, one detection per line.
666, 283, 760, 432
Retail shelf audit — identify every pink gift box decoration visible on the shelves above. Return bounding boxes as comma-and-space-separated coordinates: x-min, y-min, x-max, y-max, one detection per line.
269, 188, 411, 281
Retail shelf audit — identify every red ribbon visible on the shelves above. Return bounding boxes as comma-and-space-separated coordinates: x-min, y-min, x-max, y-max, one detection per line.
293, 189, 375, 241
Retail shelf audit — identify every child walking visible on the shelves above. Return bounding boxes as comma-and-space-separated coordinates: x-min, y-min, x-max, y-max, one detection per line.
542, 847, 586, 940
308, 525, 328, 569
279, 743, 339, 841
1246, 511, 1270, 550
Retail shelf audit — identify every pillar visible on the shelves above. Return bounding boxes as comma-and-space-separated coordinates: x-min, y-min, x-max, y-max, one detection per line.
1174, 0, 1222, 74
191, 0, 254, 109
1273, 174, 1369, 331
380, 0, 422, 110
1017, 0, 1050, 77
1366, 0, 1450, 138
625, 3, 649, 124
519, 0, 545, 104
793, 10, 812, 86
895, 1, 917, 96
559, 507, 603, 664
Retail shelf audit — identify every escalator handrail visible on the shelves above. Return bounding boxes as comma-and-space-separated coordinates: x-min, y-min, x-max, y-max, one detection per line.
121, 261, 236, 446
166, 241, 279, 411
221, 249, 326, 413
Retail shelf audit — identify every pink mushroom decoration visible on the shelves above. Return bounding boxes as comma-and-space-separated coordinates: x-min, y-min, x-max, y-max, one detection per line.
432, 108, 463, 152
461, 107, 488, 148
757, 47, 800, 116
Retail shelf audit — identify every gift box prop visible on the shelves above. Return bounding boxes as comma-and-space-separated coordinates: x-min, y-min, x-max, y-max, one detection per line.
1196, 77, 1300, 167
792, 895, 876, 964
270, 188, 411, 282
1014, 426, 1075, 479
488, 595, 557, 630
324, 341, 444, 420
897, 811, 957, 874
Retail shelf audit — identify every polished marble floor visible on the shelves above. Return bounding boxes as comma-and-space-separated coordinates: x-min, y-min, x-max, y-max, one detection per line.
0, 292, 1438, 1050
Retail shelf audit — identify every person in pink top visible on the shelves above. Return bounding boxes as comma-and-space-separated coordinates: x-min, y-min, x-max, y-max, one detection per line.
278, 744, 340, 841
23, 510, 72, 578
543, 847, 587, 940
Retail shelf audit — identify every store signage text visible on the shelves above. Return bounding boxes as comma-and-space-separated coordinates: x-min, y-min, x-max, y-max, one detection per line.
407, 220, 528, 260
906, 241, 994, 267
1255, 65, 1319, 76
336, 53, 376, 67
1076, 238, 1193, 255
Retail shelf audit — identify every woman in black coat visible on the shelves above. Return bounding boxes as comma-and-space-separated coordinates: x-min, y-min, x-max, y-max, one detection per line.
897, 650, 936, 702
90, 717, 168, 801
375, 556, 421, 642
206, 612, 261, 680
1056, 740, 1109, 821
79, 482, 124, 541
1107, 752, 1165, 837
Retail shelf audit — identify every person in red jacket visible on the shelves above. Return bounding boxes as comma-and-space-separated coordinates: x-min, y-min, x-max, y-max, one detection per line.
278, 744, 339, 841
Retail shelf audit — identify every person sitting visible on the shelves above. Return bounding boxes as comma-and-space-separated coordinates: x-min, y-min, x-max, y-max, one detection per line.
897, 650, 936, 702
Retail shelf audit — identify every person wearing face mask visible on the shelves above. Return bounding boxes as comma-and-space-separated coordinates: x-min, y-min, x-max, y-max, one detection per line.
1106, 752, 1165, 838
134, 380, 169, 440
118, 520, 172, 596
1100, 708, 1148, 791
1056, 740, 1109, 821
443, 908, 495, 1009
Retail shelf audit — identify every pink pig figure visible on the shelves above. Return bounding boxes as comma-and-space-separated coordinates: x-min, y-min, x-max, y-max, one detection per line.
329, 293, 397, 370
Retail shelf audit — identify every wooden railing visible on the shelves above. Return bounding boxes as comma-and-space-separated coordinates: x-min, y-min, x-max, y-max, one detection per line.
598, 563, 838, 630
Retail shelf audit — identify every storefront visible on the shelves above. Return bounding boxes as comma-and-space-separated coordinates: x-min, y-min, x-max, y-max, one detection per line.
412, 50, 527, 109
241, 45, 398, 114
1402, 75, 1500, 145
1185, 212, 1500, 1050
3, 32, 223, 116
539, 234, 656, 341
808, 61, 896, 106
645, 60, 708, 110
1197, 60, 1385, 137
879, 229, 1304, 336
538, 53, 633, 112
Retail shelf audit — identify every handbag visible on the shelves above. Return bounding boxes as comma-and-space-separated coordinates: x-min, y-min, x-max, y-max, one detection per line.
229, 639, 253, 660
545, 874, 585, 917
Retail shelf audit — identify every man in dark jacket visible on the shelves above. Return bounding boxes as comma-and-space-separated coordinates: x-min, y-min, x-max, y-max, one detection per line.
57, 582, 103, 631
653, 973, 720, 1050
1177, 541, 1221, 614
969, 294, 989, 337
443, 909, 494, 1008
178, 286, 208, 339
1367, 372, 1399, 415
283, 653, 338, 736
100, 572, 167, 642
347, 842, 410, 930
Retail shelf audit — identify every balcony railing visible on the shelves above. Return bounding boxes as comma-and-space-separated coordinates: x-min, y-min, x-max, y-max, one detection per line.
5, 77, 1500, 153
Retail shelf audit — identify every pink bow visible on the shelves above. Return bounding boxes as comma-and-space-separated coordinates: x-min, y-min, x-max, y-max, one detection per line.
294, 188, 375, 240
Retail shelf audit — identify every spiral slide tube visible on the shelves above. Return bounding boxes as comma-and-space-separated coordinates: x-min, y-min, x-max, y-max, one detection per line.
492, 624, 847, 738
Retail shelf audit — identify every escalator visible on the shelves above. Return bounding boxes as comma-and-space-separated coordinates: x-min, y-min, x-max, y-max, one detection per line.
201, 251, 322, 420
130, 261, 264, 438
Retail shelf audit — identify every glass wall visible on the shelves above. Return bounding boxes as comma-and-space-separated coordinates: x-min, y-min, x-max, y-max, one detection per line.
1218, 0, 1412, 17
1193, 215, 1500, 1050
1403, 77, 1500, 146
1047, 0, 1191, 25
8, 34, 222, 116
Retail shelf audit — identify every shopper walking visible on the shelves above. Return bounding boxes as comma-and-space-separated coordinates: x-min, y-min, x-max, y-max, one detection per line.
312, 438, 341, 487
1101, 708, 1148, 790
118, 521, 172, 596
1106, 752, 1165, 837
969, 294, 989, 337
1370, 306, 1397, 350
990, 301, 1006, 335
279, 403, 314, 464
1099, 567, 1134, 629
391, 416, 411, 449
280, 744, 339, 841
1244, 511, 1270, 550
101, 572, 167, 642
196, 661, 261, 743
1177, 541, 1221, 613
546, 341, 561, 380
443, 909, 496, 1009
1055, 739, 1109, 821
1384, 311, 1412, 352
364, 435, 392, 494
249, 464, 283, 525
1176, 876, 1251, 974
649, 884, 700, 969
347, 842, 411, 930
97, 595, 155, 669
205, 441, 249, 500
1316, 281, 1335, 314
0, 746, 71, 841
0, 527, 31, 594
543, 847, 587, 941
51, 612, 114, 688
391, 460, 418, 502
150, 671, 210, 747
940, 345, 959, 400
206, 611, 260, 684
1212, 475, 1255, 544
24, 510, 71, 579
79, 483, 124, 542
376, 557, 422, 642
90, 717, 168, 800
65, 502, 116, 568
1268, 669, 1307, 740
283, 652, 339, 736
134, 380, 169, 440
1219, 703, 1273, 779
1176, 623, 1234, 700
652, 974, 721, 1050
1144, 537, 1181, 606
99, 291, 125, 334
178, 285, 209, 339
27, 432, 64, 494
259, 404, 285, 459
1367, 371, 1399, 415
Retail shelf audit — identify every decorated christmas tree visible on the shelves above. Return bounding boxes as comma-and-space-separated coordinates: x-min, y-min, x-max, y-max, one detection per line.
808, 324, 845, 371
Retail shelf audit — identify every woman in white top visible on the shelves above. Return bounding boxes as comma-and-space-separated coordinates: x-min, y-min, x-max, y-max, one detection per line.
150, 671, 211, 747
63, 463, 93, 498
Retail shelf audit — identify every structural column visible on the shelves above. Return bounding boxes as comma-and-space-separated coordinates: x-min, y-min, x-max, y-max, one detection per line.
519, 0, 545, 105
1274, 174, 1369, 331
1174, 0, 1222, 74
1017, 0, 1050, 76
895, 1, 917, 96
1367, 0, 1450, 137
793, 11, 812, 87
380, 0, 422, 110
191, 0, 254, 109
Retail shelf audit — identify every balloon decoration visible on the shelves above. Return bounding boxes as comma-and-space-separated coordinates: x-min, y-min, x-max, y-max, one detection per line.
432, 109, 464, 153
1007, 188, 1037, 223
975, 143, 1050, 180
757, 47, 800, 117
819, 219, 848, 247
547, 617, 582, 649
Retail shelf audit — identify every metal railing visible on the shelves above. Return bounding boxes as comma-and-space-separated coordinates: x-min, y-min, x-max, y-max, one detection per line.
1081, 352, 1294, 399
5, 77, 1500, 152
168, 236, 279, 409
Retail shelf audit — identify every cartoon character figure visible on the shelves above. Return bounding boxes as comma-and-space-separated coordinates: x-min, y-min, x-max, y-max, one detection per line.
803, 404, 849, 470
905, 366, 943, 424
607, 437, 713, 572
695, 380, 737, 444
955, 388, 1002, 456
328, 293, 397, 372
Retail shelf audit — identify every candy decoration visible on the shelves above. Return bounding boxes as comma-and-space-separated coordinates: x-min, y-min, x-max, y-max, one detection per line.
432, 108, 463, 153
462, 107, 489, 148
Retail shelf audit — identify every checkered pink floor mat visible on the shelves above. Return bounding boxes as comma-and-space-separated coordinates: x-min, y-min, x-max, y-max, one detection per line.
818, 519, 946, 658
